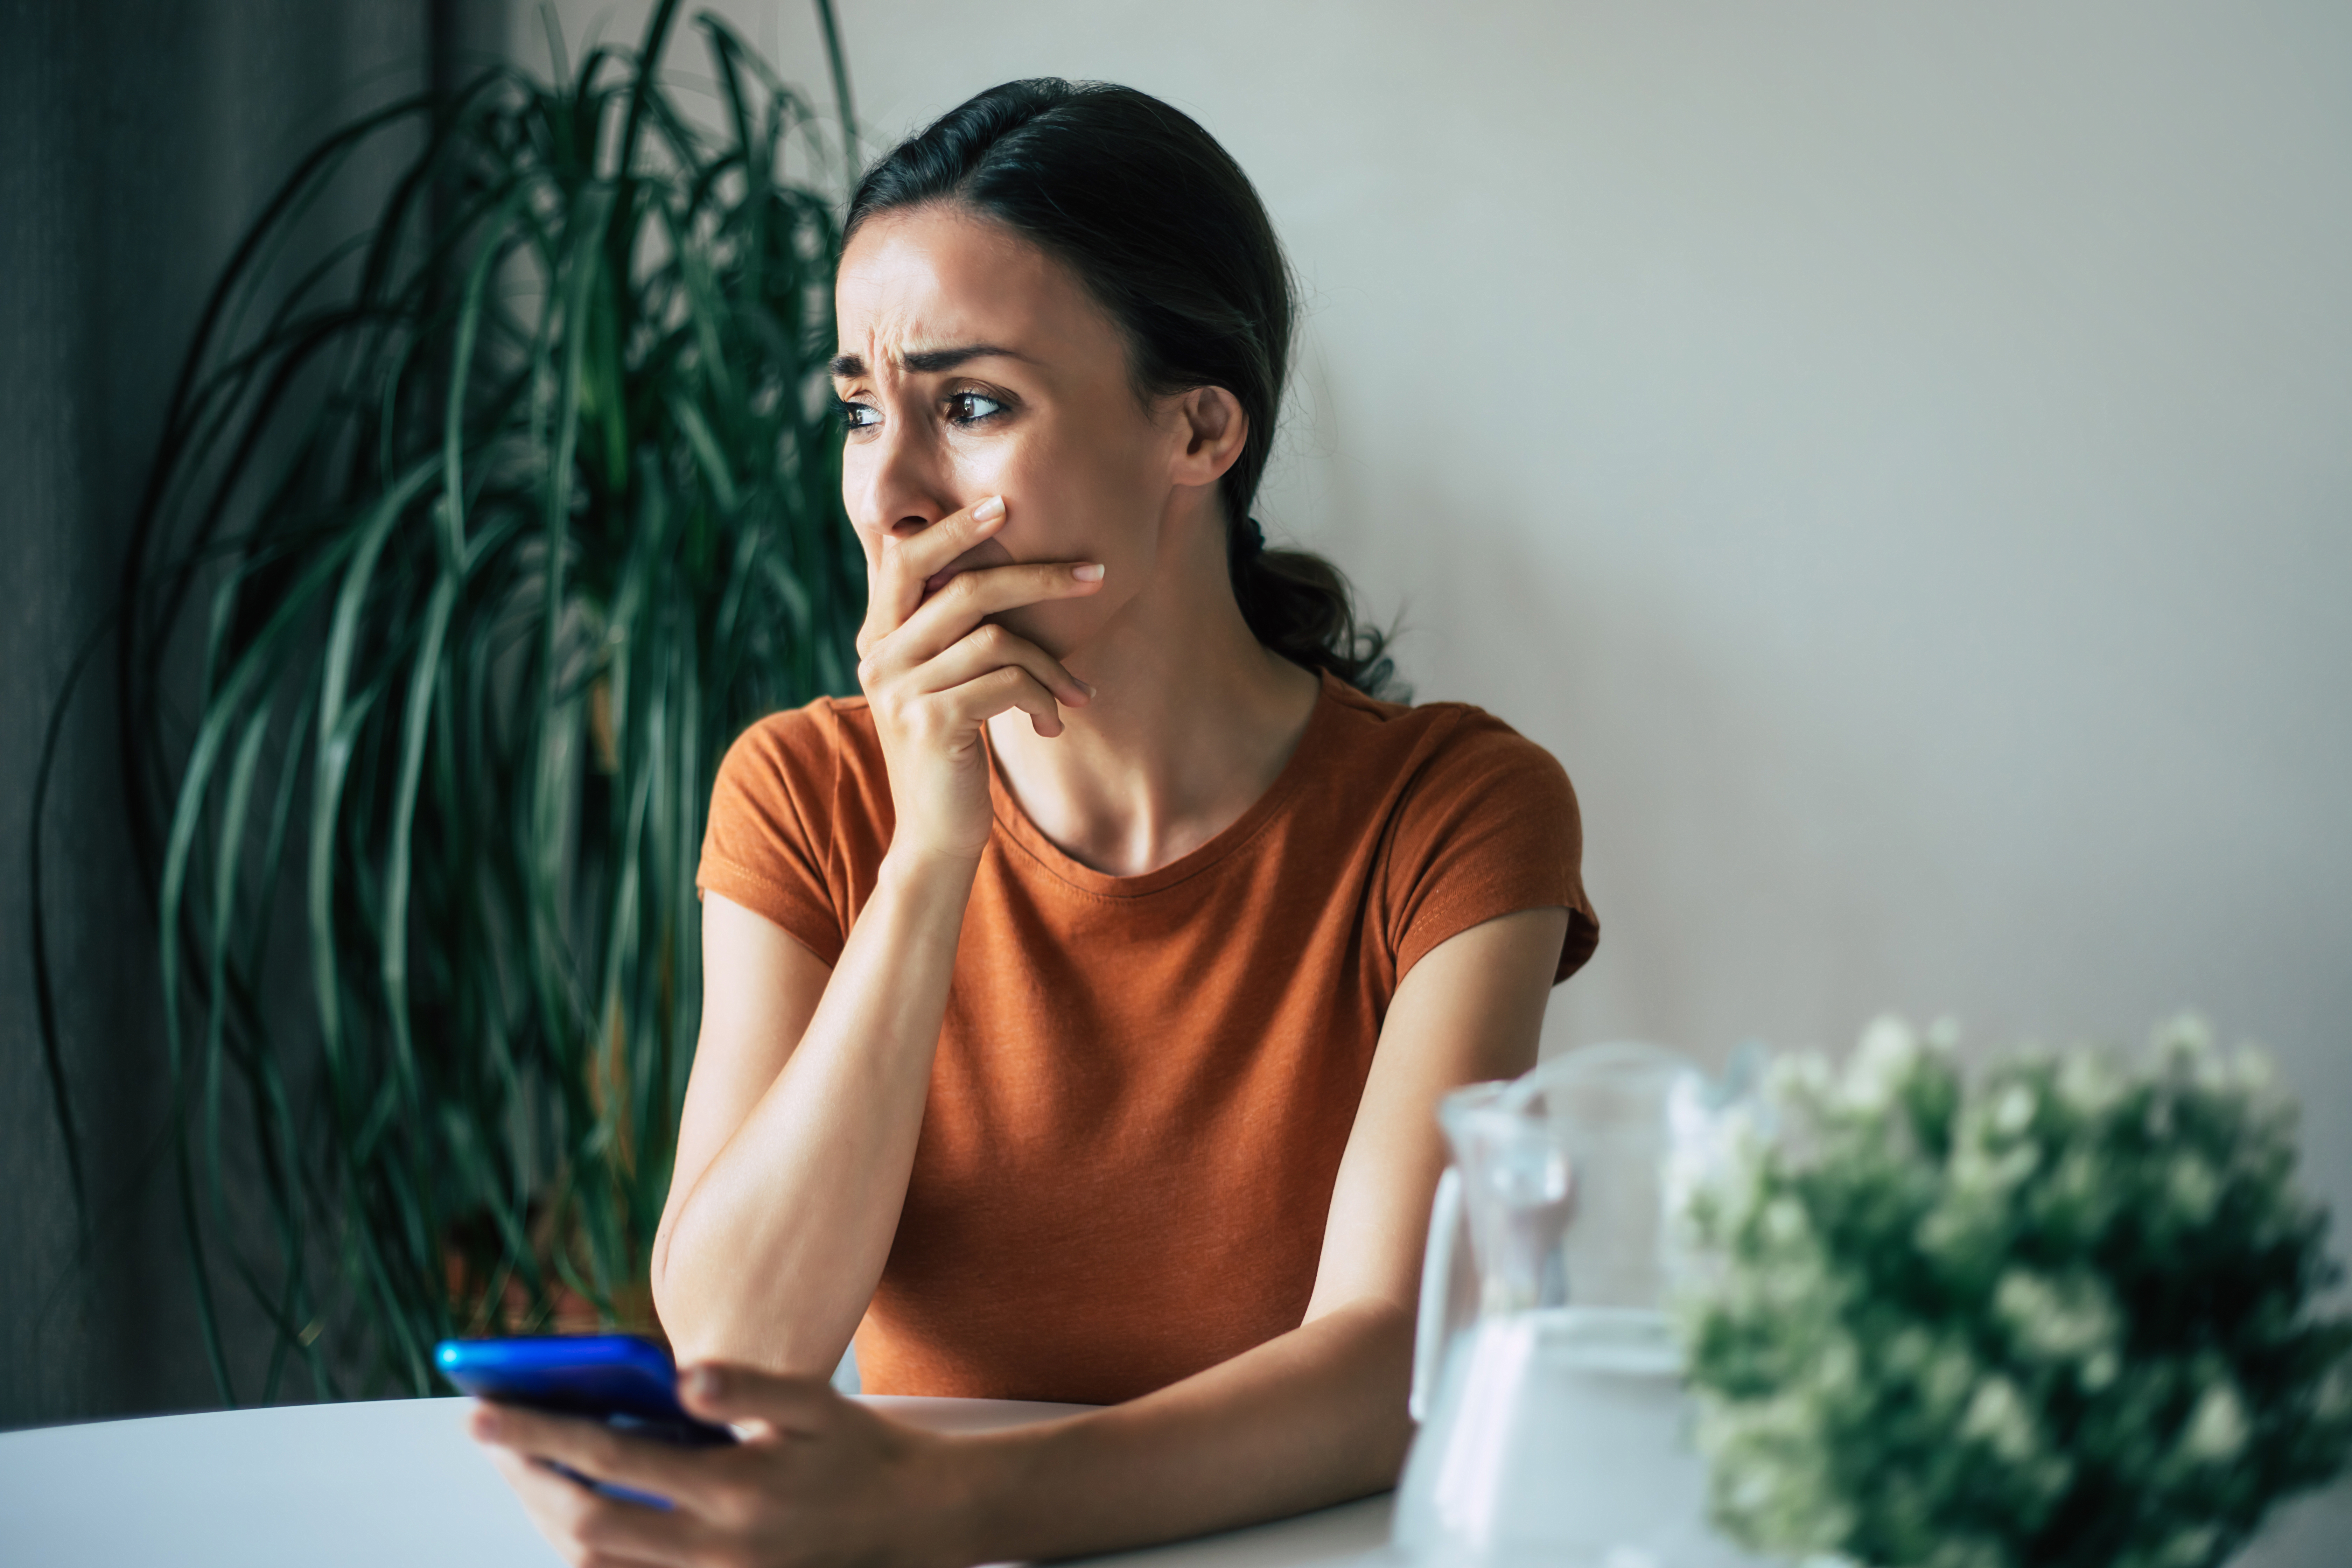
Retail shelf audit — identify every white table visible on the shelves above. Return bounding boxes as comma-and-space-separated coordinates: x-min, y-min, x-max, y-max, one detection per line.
0, 1395, 1394, 1568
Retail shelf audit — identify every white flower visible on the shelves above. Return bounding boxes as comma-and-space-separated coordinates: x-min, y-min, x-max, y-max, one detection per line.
2153, 1013, 2216, 1058
2044, 1148, 2105, 1213
2165, 1154, 2221, 1225
2230, 1046, 2276, 1094
1994, 1269, 2120, 1362
1961, 1374, 2038, 1462
1763, 1197, 1809, 1245
2177, 1380, 2249, 1465
1991, 1082, 2037, 1136
2154, 1014, 2227, 1090
2317, 1359, 2352, 1423
1951, 1122, 2039, 1194
1814, 1336, 1859, 1396
1769, 1051, 1836, 1114
2153, 1524, 2222, 1568
2056, 1050, 2122, 1117
1921, 1338, 1980, 1417
1840, 1015, 1921, 1113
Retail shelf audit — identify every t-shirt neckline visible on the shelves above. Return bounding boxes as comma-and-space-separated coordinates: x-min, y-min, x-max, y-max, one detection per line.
983, 669, 1345, 899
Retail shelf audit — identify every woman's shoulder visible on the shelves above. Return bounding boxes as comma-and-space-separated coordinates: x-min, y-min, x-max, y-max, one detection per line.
728, 692, 878, 755
719, 694, 885, 784
702, 696, 889, 961
1308, 674, 1594, 982
709, 695, 889, 840
1312, 673, 1573, 803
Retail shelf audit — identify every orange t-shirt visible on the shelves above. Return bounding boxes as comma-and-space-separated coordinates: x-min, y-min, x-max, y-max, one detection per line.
695, 670, 1598, 1404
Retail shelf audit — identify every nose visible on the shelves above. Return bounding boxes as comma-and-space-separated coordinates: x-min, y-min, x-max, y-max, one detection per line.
846, 409, 956, 546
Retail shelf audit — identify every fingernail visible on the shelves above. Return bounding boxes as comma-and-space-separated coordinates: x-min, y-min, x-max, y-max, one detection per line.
971, 495, 1006, 523
1074, 678, 1098, 699
686, 1366, 723, 1400
1072, 562, 1104, 581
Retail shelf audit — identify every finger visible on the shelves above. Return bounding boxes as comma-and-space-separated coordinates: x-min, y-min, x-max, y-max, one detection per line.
678, 1362, 837, 1436
487, 1449, 691, 1568
861, 495, 1008, 651
469, 1402, 714, 1508
937, 664, 1070, 741
906, 622, 1094, 708
871, 560, 1105, 671
561, 1485, 707, 1568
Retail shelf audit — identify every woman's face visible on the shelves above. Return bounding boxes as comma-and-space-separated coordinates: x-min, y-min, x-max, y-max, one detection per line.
830, 205, 1213, 660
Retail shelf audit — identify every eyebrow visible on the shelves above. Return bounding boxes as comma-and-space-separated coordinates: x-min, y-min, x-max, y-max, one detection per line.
828, 344, 1033, 379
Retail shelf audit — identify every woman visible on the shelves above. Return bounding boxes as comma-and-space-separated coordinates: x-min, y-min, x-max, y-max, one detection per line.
474, 78, 1597, 1567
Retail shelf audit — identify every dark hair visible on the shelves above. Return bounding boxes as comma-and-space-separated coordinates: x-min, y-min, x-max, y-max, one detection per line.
847, 79, 1400, 698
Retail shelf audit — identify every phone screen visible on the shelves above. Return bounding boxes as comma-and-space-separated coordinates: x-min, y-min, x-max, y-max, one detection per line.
438, 1334, 735, 1507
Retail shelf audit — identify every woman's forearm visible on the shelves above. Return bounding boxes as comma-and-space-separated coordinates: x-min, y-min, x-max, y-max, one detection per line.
653, 847, 979, 1370
944, 1297, 1416, 1563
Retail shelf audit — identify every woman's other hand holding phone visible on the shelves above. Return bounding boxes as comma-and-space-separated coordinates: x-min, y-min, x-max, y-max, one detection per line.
471, 1363, 975, 1568
854, 494, 1103, 865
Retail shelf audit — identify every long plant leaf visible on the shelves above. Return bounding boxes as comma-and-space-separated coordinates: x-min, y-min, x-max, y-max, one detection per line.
37, 4, 865, 1400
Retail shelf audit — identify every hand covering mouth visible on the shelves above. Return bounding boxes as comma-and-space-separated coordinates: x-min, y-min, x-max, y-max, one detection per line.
922, 537, 1016, 601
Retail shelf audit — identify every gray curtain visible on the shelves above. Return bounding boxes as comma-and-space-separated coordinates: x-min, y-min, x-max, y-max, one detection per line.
0, 0, 512, 1429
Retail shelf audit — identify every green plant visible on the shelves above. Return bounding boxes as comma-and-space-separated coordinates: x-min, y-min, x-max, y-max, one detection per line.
1681, 1017, 2352, 1568
34, 0, 863, 1401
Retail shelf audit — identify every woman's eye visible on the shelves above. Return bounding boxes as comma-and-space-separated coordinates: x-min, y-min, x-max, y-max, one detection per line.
945, 392, 1005, 425
833, 399, 879, 432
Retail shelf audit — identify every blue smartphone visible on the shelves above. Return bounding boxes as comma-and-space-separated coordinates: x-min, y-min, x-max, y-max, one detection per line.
437, 1334, 734, 1508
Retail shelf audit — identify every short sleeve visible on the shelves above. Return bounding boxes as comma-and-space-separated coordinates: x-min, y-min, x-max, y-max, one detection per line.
698, 704, 855, 966
1382, 712, 1599, 986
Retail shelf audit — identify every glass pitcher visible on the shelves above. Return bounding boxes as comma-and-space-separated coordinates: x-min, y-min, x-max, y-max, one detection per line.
1391, 1042, 1761, 1568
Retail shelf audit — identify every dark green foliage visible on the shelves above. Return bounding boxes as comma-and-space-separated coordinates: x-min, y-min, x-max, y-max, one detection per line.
1684, 1020, 2352, 1568
48, 1, 862, 1401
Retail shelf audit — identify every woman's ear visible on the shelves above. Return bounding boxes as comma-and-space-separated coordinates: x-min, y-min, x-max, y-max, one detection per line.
1169, 386, 1249, 489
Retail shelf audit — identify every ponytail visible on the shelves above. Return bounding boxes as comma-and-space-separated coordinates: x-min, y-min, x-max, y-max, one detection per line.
1228, 520, 1399, 698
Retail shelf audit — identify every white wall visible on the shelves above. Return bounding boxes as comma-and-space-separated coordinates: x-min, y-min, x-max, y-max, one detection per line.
562, 0, 2352, 1172
535, 3, 2351, 1555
